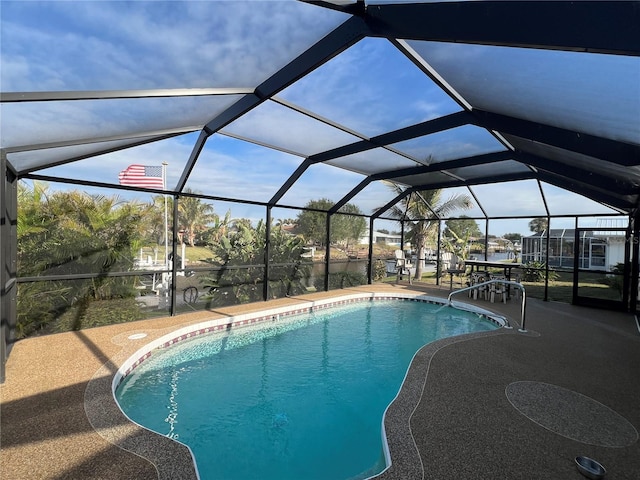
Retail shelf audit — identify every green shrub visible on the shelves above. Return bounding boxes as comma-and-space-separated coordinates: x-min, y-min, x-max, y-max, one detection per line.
200, 220, 312, 307
373, 259, 387, 281
315, 271, 367, 291
54, 297, 143, 333
522, 261, 558, 282
600, 263, 625, 294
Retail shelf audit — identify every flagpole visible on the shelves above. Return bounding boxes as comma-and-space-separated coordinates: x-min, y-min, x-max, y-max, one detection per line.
163, 162, 169, 268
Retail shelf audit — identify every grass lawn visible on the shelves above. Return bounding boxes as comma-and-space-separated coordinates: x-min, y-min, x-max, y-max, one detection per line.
180, 248, 622, 304
524, 279, 622, 303
183, 245, 216, 264
182, 244, 398, 265
381, 267, 622, 305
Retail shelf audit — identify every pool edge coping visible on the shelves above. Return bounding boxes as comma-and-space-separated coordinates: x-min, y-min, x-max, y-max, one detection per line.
372, 327, 513, 480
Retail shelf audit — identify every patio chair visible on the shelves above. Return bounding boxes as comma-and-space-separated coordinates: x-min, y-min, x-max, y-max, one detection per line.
470, 272, 489, 300
511, 272, 523, 300
442, 253, 466, 290
395, 250, 413, 285
490, 275, 508, 303
441, 252, 457, 272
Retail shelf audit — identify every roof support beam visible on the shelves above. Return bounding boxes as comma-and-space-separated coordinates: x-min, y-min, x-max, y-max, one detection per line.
515, 151, 638, 195
254, 16, 368, 100
302, 0, 365, 16
270, 110, 473, 206
329, 151, 512, 215
329, 178, 372, 214
11, 130, 193, 176
308, 111, 473, 164
268, 158, 314, 206
536, 180, 551, 218
0, 88, 253, 103
471, 110, 640, 166
409, 171, 536, 192
534, 171, 635, 210
413, 190, 441, 221
366, 1, 640, 56
372, 188, 413, 220
372, 150, 513, 182
177, 130, 209, 191
5, 126, 199, 155
466, 186, 488, 219
178, 16, 369, 191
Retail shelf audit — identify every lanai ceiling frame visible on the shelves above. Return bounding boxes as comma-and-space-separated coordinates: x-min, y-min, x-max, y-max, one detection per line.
186, 0, 638, 220
466, 185, 489, 220
515, 153, 636, 212
362, 0, 640, 56
176, 15, 370, 192
390, 36, 535, 188
330, 151, 511, 216
0, 0, 636, 244
6, 129, 200, 175
470, 110, 639, 167
2, 1, 638, 218
0, 87, 253, 174
318, 0, 639, 218
269, 95, 431, 167
271, 111, 477, 208
395, 19, 635, 199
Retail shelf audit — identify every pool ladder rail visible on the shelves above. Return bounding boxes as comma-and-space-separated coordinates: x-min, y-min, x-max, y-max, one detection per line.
447, 280, 528, 333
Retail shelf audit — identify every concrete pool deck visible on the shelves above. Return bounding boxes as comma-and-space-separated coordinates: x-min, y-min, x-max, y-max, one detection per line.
2, 283, 639, 479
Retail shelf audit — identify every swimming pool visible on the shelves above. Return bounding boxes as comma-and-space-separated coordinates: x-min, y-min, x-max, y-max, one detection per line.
114, 294, 503, 480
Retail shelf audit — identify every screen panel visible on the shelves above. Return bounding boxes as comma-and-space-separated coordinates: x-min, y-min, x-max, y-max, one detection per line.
278, 37, 463, 137
409, 40, 640, 144
185, 133, 305, 204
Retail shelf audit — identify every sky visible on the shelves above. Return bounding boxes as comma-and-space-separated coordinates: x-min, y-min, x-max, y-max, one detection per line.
1, 0, 633, 237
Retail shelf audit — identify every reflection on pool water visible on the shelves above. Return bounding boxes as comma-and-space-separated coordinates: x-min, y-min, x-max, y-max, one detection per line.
115, 298, 500, 480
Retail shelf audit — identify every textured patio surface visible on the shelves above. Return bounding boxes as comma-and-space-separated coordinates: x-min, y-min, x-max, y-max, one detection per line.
1, 283, 639, 479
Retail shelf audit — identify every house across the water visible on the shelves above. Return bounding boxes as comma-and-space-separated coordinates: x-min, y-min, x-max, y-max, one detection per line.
521, 228, 626, 271
359, 230, 402, 246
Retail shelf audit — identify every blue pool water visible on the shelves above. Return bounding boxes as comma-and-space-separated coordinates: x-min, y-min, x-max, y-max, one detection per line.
115, 300, 498, 480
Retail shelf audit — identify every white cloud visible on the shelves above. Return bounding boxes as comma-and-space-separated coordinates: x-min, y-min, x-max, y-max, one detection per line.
1, 1, 346, 91
184, 135, 304, 202
279, 37, 460, 136
2, 0, 627, 232
1, 94, 240, 150
222, 100, 361, 156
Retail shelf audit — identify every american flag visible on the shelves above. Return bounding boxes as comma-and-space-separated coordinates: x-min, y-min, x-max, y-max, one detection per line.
118, 164, 164, 189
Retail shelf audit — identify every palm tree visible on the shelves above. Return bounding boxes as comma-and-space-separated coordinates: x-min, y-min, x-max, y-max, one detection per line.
17, 181, 49, 246
380, 183, 473, 280
208, 209, 232, 244
16, 186, 149, 336
178, 190, 216, 246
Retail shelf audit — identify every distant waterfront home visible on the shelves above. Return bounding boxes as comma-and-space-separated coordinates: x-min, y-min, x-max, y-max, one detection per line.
359, 230, 402, 246
521, 229, 626, 271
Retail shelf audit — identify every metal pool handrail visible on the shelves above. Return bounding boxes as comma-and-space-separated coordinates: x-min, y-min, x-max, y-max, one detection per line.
447, 280, 528, 333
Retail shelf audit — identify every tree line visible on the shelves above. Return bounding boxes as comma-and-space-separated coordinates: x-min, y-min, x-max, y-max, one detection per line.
17, 180, 519, 336
15, 183, 368, 336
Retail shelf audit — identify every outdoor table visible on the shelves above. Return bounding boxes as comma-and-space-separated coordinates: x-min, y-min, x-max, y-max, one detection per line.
464, 260, 522, 298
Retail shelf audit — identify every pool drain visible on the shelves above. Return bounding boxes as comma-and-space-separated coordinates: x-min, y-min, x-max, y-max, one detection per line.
575, 456, 606, 479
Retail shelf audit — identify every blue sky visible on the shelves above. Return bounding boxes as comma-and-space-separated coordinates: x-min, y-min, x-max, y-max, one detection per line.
1, 0, 631, 236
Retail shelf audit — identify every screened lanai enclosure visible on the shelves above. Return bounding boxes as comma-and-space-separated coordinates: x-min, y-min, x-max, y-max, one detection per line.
1, 0, 639, 381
